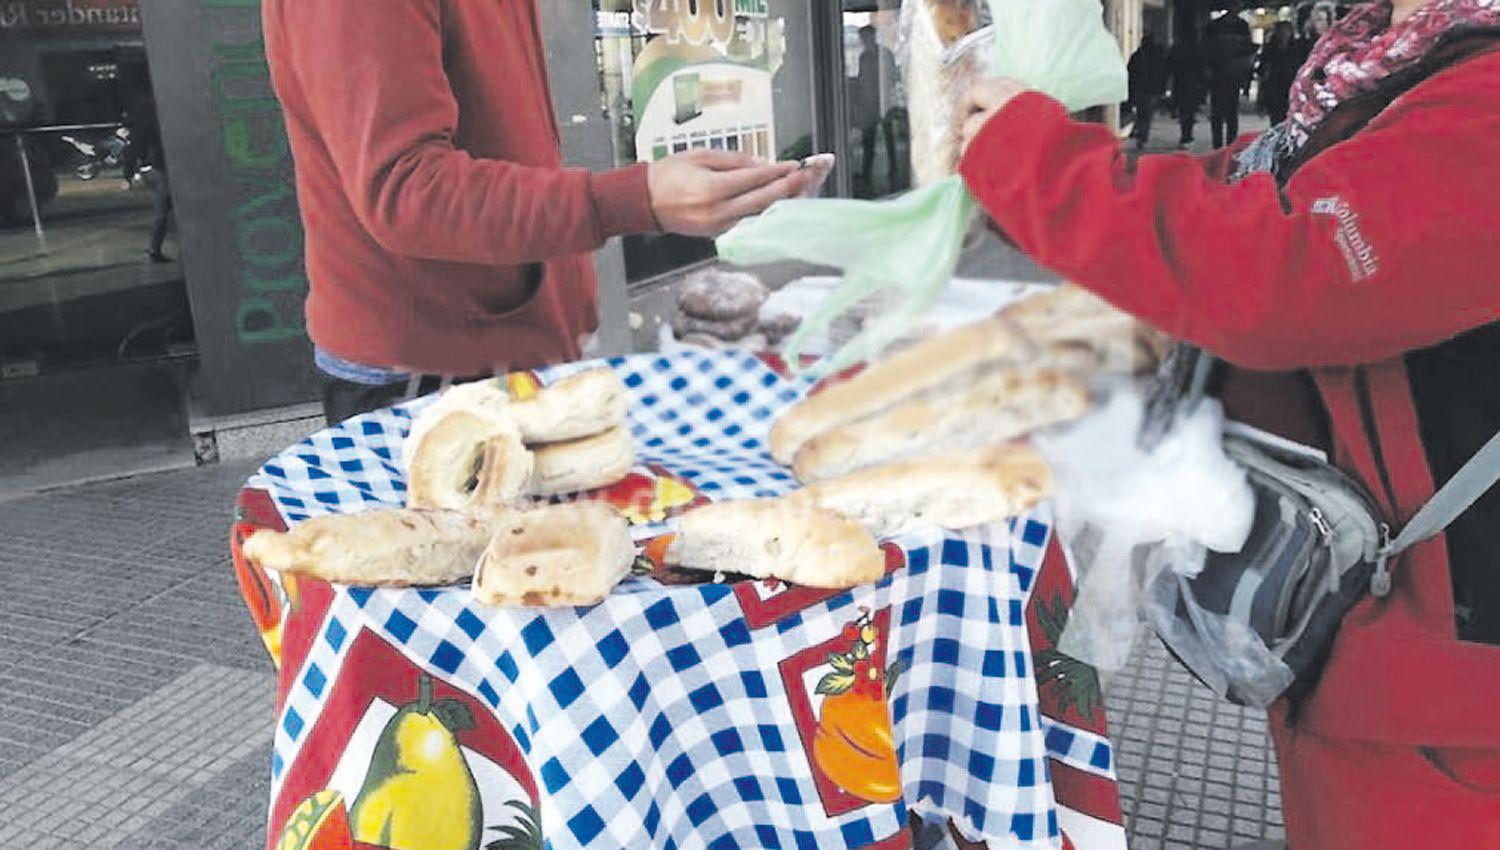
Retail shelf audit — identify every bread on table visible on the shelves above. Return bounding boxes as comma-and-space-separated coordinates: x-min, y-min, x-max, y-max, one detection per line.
526, 425, 636, 497
505, 368, 629, 444
790, 366, 1088, 483
793, 443, 1054, 539
769, 315, 1029, 465
471, 501, 635, 607
242, 508, 503, 587
1003, 283, 1168, 375
665, 499, 886, 589
407, 410, 533, 511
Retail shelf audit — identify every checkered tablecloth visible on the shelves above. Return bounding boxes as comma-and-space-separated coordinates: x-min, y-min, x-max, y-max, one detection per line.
234, 350, 1125, 850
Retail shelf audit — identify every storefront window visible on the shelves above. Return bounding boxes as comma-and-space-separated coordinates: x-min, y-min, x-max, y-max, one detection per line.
1, 5, 192, 376
840, 2, 910, 199
592, 0, 820, 283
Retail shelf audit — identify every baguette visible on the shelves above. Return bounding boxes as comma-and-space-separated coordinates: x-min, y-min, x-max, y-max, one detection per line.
791, 366, 1088, 482
793, 443, 1053, 539
242, 508, 501, 587
527, 425, 636, 496
769, 315, 1028, 465
472, 502, 634, 607
665, 499, 886, 589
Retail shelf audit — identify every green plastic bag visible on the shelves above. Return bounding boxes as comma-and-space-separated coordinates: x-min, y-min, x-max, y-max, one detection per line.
715, 0, 1127, 374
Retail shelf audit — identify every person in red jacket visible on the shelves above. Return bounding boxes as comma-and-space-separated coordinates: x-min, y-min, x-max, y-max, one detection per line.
263, 0, 820, 423
957, 0, 1500, 848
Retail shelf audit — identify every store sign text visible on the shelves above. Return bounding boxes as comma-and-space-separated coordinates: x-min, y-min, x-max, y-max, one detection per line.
0, 0, 141, 33
202, 0, 306, 346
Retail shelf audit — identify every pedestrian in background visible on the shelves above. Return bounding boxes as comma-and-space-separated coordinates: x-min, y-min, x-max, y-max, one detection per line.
1259, 20, 1300, 124
1127, 33, 1171, 149
1204, 0, 1258, 148
1169, 36, 1206, 147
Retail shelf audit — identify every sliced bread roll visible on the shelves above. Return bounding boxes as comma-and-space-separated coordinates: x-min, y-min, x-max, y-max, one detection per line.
527, 425, 636, 497
665, 499, 885, 589
407, 410, 533, 511
507, 368, 629, 444
472, 501, 634, 607
769, 315, 1028, 465
242, 508, 500, 587
793, 443, 1053, 539
791, 366, 1088, 483
404, 379, 511, 463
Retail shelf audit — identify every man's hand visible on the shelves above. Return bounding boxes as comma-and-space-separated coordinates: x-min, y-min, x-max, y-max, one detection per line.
960, 77, 1030, 157
647, 150, 819, 237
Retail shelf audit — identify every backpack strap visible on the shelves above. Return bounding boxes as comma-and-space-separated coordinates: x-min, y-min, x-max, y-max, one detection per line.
1370, 429, 1500, 595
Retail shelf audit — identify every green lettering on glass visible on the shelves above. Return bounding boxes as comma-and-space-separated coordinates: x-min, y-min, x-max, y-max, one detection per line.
223, 115, 288, 171
244, 269, 306, 294
210, 61, 279, 114
213, 40, 267, 62
236, 215, 301, 268
236, 298, 304, 343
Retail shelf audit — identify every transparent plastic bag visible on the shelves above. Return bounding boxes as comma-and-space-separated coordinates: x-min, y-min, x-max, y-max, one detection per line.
715, 0, 1127, 375
1033, 385, 1255, 677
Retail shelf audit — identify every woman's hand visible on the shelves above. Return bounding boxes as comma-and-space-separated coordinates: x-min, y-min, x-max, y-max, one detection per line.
960, 77, 1030, 156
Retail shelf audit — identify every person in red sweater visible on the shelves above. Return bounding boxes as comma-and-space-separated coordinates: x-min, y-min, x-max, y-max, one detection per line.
263, 0, 820, 423
958, 1, 1500, 848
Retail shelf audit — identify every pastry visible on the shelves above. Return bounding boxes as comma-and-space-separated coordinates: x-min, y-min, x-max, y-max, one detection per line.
793, 443, 1053, 538
676, 269, 769, 321
406, 410, 532, 511
242, 508, 501, 587
665, 499, 886, 589
527, 426, 636, 496
471, 501, 635, 607
506, 368, 628, 444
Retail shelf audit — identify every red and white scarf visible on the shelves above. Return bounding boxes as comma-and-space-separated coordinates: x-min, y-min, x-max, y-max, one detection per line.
1233, 0, 1500, 178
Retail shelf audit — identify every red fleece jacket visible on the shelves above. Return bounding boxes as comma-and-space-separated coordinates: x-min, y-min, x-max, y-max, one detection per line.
264, 0, 658, 376
959, 63, 1500, 371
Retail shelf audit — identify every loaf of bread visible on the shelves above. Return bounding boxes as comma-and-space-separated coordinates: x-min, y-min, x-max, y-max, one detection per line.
242, 508, 502, 587
526, 425, 636, 497
793, 443, 1052, 539
791, 366, 1088, 482
471, 501, 635, 607
505, 368, 629, 444
665, 499, 886, 589
769, 315, 1028, 465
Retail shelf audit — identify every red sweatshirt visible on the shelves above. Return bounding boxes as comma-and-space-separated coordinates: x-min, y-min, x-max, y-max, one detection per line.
961, 54, 1500, 751
263, 0, 658, 376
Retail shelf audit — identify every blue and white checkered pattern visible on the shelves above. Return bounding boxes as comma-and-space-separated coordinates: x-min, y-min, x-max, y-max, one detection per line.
252, 350, 1105, 850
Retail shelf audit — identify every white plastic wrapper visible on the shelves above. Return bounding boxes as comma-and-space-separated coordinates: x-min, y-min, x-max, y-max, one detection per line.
1033, 383, 1255, 677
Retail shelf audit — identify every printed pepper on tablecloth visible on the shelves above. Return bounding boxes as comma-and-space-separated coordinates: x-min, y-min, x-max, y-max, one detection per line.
233, 350, 1127, 850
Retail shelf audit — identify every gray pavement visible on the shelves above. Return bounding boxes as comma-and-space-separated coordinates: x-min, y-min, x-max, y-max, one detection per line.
0, 457, 1286, 849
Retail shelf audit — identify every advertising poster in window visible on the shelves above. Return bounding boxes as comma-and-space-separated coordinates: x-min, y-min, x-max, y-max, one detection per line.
621, 0, 783, 164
